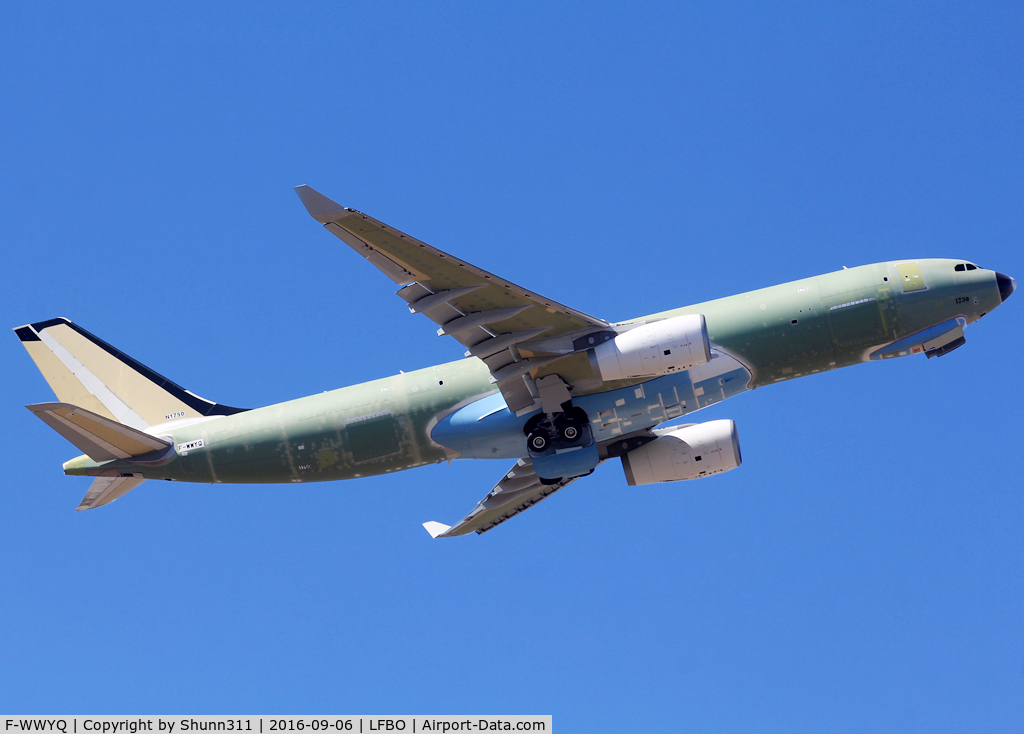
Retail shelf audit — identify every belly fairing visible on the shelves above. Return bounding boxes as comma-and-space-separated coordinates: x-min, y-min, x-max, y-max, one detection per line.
431, 349, 753, 460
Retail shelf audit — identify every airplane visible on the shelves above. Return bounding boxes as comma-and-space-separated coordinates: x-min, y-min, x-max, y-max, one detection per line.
15, 186, 1016, 537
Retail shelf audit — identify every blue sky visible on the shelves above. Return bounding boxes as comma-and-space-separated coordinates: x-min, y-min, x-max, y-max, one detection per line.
1, 1, 1022, 729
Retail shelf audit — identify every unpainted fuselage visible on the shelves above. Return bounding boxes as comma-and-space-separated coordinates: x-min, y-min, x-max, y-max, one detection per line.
62, 259, 1008, 484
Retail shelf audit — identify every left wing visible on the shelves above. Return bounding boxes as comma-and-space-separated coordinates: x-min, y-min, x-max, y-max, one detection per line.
423, 457, 599, 537
295, 185, 611, 412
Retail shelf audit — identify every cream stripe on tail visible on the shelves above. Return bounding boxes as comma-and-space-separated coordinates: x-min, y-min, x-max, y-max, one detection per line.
14, 318, 246, 428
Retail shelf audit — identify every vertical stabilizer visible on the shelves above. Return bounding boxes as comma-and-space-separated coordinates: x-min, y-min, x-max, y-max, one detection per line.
14, 318, 246, 428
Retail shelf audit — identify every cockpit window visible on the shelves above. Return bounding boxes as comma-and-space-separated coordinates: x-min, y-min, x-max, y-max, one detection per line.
955, 264, 965, 271
966, 264, 977, 271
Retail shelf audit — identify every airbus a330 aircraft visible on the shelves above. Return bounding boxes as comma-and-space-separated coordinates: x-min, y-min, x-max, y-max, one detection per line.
16, 186, 1016, 536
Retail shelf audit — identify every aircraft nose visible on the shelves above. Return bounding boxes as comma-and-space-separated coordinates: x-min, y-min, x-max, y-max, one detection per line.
996, 272, 1016, 303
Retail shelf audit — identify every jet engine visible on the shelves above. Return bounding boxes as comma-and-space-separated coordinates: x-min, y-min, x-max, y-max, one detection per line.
591, 314, 711, 381
621, 419, 741, 486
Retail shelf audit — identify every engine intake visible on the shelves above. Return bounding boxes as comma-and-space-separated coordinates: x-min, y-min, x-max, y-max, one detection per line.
621, 419, 741, 486
591, 314, 711, 381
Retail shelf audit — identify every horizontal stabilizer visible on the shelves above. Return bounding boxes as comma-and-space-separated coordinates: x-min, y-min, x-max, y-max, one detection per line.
77, 473, 146, 511
27, 402, 171, 462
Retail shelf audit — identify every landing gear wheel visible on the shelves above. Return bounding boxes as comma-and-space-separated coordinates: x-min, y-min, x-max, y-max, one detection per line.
561, 423, 580, 441
528, 430, 550, 453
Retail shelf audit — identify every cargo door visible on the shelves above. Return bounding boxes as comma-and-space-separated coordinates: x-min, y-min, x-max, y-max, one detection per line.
345, 412, 402, 463
820, 265, 887, 352
826, 297, 885, 349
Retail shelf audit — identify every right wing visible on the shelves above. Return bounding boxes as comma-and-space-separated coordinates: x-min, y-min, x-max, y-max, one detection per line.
295, 185, 614, 412
423, 457, 599, 537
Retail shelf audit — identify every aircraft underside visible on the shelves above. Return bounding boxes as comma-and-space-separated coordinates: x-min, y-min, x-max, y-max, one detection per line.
15, 186, 1015, 536
432, 348, 752, 462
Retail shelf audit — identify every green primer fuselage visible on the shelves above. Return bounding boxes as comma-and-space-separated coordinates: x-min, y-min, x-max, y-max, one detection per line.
63, 259, 1004, 484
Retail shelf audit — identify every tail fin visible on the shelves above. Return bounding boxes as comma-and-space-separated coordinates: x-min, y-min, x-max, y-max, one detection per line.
14, 318, 245, 429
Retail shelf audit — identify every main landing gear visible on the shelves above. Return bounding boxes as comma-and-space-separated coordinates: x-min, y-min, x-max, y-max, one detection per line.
524, 406, 598, 484
527, 408, 588, 453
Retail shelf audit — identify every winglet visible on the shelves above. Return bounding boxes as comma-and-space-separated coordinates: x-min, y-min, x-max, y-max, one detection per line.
422, 521, 452, 539
294, 185, 349, 224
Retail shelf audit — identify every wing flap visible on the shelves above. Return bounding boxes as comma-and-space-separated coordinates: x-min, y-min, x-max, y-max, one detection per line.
296, 186, 611, 412
424, 458, 597, 537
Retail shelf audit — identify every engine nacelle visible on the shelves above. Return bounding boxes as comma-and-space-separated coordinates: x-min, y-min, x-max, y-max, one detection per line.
591, 314, 711, 381
621, 419, 741, 486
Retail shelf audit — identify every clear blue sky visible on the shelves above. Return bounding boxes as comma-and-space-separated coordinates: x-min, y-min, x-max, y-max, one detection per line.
2, 1, 1022, 730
